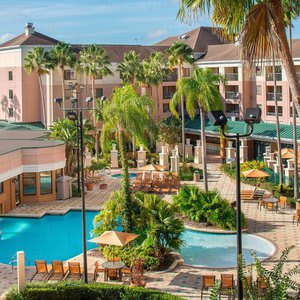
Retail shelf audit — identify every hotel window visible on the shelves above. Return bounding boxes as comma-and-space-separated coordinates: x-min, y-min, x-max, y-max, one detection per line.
8, 89, 13, 99
40, 171, 52, 195
64, 70, 76, 80
163, 103, 170, 113
0, 182, 3, 193
96, 88, 103, 98
23, 173, 37, 196
8, 107, 13, 118
256, 85, 262, 95
163, 86, 176, 99
256, 66, 262, 76
8, 71, 13, 81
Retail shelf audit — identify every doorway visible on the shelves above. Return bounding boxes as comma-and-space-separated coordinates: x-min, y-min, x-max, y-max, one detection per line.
14, 176, 20, 205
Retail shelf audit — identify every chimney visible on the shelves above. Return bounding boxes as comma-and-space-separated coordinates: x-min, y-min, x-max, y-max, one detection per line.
24, 23, 35, 36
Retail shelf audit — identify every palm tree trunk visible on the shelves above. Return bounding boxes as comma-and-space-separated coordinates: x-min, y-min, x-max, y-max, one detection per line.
91, 76, 99, 159
120, 130, 133, 232
269, 0, 300, 117
272, 51, 283, 187
60, 68, 66, 118
156, 84, 160, 121
38, 73, 46, 127
199, 105, 208, 192
179, 65, 185, 160
220, 134, 226, 163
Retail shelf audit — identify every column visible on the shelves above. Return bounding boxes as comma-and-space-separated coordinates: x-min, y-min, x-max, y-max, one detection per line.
226, 141, 236, 161
267, 153, 277, 170
240, 139, 248, 163
17, 251, 26, 292
194, 140, 202, 164
159, 145, 169, 171
111, 144, 119, 169
284, 159, 294, 185
137, 145, 147, 168
170, 149, 176, 173
185, 138, 193, 158
174, 145, 180, 174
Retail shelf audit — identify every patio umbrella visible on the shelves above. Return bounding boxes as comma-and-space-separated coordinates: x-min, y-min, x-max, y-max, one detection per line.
279, 148, 294, 159
242, 169, 270, 178
137, 164, 164, 172
89, 230, 138, 246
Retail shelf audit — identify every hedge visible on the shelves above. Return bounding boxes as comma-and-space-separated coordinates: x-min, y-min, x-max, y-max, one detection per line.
6, 282, 183, 300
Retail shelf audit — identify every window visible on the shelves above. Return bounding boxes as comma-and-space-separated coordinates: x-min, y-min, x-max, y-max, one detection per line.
8, 71, 13, 81
40, 171, 52, 195
163, 103, 170, 113
257, 104, 262, 114
8, 107, 13, 118
64, 70, 76, 80
23, 173, 36, 196
256, 66, 261, 76
96, 88, 103, 98
163, 86, 176, 99
8, 89, 13, 99
256, 85, 262, 95
0, 182, 3, 193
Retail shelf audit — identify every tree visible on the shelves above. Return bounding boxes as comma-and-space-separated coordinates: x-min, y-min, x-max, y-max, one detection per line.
79, 45, 112, 158
177, 0, 300, 118
158, 117, 181, 149
166, 41, 194, 160
170, 67, 224, 192
117, 50, 143, 86
100, 85, 156, 231
49, 42, 77, 117
49, 118, 94, 175
24, 47, 51, 127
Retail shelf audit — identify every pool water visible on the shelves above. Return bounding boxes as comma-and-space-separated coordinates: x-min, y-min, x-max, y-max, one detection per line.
0, 211, 275, 267
111, 173, 136, 179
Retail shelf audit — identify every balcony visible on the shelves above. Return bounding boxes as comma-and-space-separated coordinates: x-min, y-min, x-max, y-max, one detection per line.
266, 92, 282, 101
225, 73, 239, 81
225, 91, 240, 100
266, 73, 282, 81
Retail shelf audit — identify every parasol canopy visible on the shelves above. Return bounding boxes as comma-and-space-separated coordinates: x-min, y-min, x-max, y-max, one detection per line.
242, 169, 270, 178
137, 164, 164, 172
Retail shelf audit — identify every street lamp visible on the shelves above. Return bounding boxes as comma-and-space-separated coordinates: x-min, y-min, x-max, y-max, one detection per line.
208, 107, 261, 300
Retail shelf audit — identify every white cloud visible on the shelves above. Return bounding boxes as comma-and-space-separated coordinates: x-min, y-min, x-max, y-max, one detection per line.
0, 33, 13, 44
147, 29, 168, 40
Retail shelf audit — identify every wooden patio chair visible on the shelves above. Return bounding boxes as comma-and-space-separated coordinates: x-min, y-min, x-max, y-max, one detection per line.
65, 262, 82, 281
200, 275, 216, 299
293, 209, 300, 226
257, 198, 264, 211
219, 274, 236, 298
279, 196, 287, 210
241, 187, 257, 201
94, 261, 105, 281
30, 260, 52, 282
47, 260, 68, 281
121, 267, 132, 283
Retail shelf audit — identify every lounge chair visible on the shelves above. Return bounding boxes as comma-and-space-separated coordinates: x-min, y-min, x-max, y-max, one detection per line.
47, 260, 68, 281
161, 175, 171, 194
140, 175, 152, 193
131, 174, 143, 193
200, 275, 215, 299
293, 209, 300, 226
65, 262, 82, 281
30, 260, 52, 282
219, 274, 236, 298
94, 261, 105, 281
152, 178, 162, 193
170, 176, 180, 193
253, 189, 265, 200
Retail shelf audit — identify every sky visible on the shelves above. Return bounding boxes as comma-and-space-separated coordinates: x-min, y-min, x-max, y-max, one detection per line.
0, 0, 300, 45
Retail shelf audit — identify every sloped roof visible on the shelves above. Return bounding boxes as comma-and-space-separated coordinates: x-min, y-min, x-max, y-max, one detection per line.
154, 27, 227, 53
0, 31, 59, 48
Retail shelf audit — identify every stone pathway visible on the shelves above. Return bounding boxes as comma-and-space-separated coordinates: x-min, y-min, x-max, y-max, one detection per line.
1, 165, 300, 299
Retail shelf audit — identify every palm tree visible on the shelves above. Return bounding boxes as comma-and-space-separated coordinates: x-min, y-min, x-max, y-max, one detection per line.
166, 41, 194, 160
100, 85, 156, 231
170, 67, 224, 192
177, 0, 300, 117
24, 47, 51, 126
117, 50, 143, 86
49, 42, 77, 117
79, 44, 112, 158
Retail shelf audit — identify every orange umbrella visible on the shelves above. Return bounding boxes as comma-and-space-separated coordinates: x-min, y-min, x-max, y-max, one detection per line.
280, 148, 294, 159
242, 169, 269, 178
89, 231, 138, 247
137, 164, 164, 172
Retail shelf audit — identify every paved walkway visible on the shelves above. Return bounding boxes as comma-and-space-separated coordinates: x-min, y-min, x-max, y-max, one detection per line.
1, 164, 300, 299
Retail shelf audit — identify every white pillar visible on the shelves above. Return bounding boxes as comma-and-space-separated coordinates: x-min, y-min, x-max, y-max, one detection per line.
267, 153, 276, 170
240, 139, 248, 163
185, 138, 193, 158
156, 141, 163, 153
194, 140, 202, 164
111, 144, 119, 168
17, 251, 26, 292
137, 145, 147, 168
226, 141, 236, 160
159, 146, 169, 171
284, 160, 294, 185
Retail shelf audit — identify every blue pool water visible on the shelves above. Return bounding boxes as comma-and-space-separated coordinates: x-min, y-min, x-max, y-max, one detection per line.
0, 211, 275, 267
111, 173, 136, 179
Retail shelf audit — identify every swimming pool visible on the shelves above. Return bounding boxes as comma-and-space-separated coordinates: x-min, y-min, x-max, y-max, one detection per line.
0, 211, 275, 267
111, 173, 136, 179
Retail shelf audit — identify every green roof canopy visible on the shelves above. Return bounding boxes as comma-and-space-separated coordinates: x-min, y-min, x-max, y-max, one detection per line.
0, 121, 44, 131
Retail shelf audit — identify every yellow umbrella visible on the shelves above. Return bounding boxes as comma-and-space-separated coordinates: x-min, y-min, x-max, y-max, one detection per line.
280, 148, 294, 159
89, 230, 138, 247
242, 169, 270, 178
137, 164, 164, 172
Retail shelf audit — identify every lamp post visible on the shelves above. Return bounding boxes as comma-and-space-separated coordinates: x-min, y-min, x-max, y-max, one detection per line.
208, 108, 261, 300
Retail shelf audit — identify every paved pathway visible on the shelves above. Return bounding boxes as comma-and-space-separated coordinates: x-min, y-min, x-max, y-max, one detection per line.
1, 164, 300, 299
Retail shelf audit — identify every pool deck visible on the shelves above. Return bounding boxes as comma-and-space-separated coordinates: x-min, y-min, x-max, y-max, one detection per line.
1, 163, 300, 299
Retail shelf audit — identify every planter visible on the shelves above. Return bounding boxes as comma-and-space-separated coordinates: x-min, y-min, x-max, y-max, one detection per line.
100, 183, 108, 190
86, 182, 95, 191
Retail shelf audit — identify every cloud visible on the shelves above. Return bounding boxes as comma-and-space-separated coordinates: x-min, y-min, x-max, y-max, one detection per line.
147, 29, 168, 40
0, 33, 13, 43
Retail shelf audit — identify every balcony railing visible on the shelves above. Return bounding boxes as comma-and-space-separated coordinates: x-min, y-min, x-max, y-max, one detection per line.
266, 73, 282, 81
163, 73, 178, 82
266, 92, 282, 101
225, 91, 240, 99
225, 73, 239, 81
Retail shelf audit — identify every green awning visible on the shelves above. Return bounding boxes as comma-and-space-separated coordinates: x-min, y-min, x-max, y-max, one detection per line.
0, 121, 45, 131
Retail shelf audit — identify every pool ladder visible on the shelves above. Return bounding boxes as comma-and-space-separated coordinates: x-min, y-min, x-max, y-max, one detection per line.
9, 253, 31, 270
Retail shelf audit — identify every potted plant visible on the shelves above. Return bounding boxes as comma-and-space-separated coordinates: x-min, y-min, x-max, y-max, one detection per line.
85, 179, 96, 191
130, 257, 146, 287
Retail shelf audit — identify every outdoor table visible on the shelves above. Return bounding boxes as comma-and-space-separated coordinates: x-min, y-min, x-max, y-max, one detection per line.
263, 197, 279, 212
102, 261, 125, 281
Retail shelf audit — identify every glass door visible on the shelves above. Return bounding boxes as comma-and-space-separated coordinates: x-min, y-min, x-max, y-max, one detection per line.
14, 176, 20, 205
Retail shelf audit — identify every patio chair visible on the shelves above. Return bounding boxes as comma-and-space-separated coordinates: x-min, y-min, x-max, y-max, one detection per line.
279, 196, 287, 210
257, 198, 264, 211
266, 202, 277, 213
30, 260, 52, 282
47, 260, 68, 281
65, 262, 82, 281
121, 267, 132, 283
200, 275, 215, 299
219, 274, 236, 298
94, 261, 105, 281
107, 268, 118, 281
293, 209, 300, 226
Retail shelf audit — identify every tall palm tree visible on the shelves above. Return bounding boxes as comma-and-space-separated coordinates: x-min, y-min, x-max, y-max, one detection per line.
100, 85, 156, 231
166, 41, 194, 159
117, 50, 143, 86
177, 0, 300, 118
79, 44, 112, 158
24, 47, 51, 126
49, 42, 77, 117
170, 67, 224, 192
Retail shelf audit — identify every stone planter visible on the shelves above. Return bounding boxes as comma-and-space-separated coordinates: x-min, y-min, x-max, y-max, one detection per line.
100, 183, 108, 190
86, 182, 95, 191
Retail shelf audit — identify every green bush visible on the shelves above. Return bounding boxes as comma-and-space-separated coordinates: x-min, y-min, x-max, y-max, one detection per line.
89, 159, 108, 175
72, 184, 81, 197
173, 186, 246, 230
6, 282, 183, 300
240, 160, 266, 172
179, 163, 203, 181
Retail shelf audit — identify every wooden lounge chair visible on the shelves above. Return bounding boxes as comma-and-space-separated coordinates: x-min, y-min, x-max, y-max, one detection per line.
152, 178, 162, 193
65, 262, 82, 281
47, 260, 68, 281
131, 174, 143, 193
161, 175, 171, 193
30, 260, 52, 282
219, 274, 236, 298
94, 261, 105, 281
293, 209, 300, 226
254, 189, 265, 200
170, 176, 181, 193
200, 275, 215, 299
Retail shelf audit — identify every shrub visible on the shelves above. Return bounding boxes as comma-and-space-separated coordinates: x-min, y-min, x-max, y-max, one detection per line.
240, 160, 266, 172
173, 186, 246, 230
6, 282, 183, 300
89, 159, 108, 175
179, 163, 203, 181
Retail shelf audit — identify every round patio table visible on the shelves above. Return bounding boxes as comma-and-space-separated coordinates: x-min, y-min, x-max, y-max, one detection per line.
263, 198, 278, 212
102, 261, 125, 281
